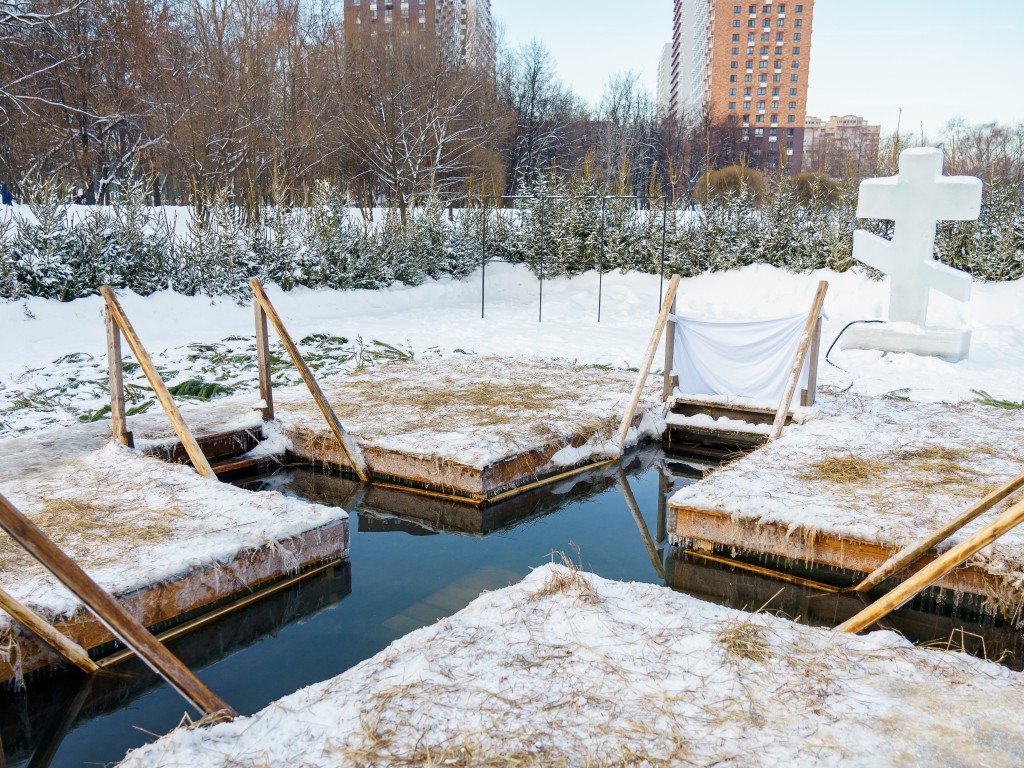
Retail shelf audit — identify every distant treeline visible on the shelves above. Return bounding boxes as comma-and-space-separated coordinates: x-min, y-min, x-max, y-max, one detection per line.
2, 167, 1022, 302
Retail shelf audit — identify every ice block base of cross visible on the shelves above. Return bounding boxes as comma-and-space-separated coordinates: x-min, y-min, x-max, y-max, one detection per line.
841, 322, 972, 362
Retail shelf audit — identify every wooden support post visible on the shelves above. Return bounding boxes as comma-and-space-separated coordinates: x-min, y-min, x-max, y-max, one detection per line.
0, 491, 235, 718
769, 281, 828, 442
254, 298, 275, 422
249, 279, 369, 482
618, 469, 666, 581
99, 287, 216, 479
105, 307, 132, 448
615, 274, 681, 456
836, 494, 1024, 634
800, 315, 822, 408
851, 469, 1024, 594
0, 585, 98, 674
662, 293, 677, 401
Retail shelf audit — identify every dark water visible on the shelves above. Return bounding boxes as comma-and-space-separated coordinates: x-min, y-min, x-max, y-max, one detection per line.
3, 448, 1023, 767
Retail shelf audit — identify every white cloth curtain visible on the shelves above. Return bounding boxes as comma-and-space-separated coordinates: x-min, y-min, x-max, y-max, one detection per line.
669, 312, 814, 403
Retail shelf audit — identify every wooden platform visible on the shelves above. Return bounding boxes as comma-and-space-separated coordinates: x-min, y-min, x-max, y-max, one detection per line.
662, 397, 812, 459
143, 356, 663, 504
667, 391, 1024, 619
0, 519, 348, 684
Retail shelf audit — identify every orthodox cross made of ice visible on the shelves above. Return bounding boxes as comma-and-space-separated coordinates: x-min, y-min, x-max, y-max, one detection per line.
853, 147, 982, 326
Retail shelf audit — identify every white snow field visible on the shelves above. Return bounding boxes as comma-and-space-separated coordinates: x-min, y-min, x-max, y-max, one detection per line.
117, 563, 1024, 768
4, 263, 1024, 439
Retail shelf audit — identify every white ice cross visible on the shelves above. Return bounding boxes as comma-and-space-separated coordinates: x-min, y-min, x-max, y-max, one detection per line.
853, 147, 982, 326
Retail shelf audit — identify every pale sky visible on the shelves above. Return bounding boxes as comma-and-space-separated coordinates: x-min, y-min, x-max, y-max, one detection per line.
492, 0, 1024, 135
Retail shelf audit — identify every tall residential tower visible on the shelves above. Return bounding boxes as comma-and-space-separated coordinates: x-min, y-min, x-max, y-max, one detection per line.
344, 0, 494, 71
670, 0, 814, 171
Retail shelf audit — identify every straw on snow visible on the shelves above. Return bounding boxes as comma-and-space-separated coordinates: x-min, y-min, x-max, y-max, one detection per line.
117, 563, 1024, 767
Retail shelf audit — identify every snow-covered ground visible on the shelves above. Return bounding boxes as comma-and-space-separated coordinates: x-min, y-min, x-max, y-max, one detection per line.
3, 263, 1024, 440
117, 563, 1024, 767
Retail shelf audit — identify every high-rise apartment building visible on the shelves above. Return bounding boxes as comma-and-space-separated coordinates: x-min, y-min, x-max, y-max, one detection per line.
344, 0, 494, 71
670, 0, 814, 171
804, 115, 881, 177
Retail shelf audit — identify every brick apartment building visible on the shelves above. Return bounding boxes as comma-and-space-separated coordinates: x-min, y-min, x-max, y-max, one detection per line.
669, 0, 815, 172
803, 114, 881, 177
343, 0, 494, 71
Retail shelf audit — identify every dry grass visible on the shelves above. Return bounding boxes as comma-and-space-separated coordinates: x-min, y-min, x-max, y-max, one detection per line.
804, 455, 888, 483
0, 494, 181, 574
283, 356, 641, 457
719, 620, 773, 663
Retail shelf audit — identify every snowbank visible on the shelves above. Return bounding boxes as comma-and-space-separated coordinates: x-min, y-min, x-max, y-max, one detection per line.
117, 564, 1024, 767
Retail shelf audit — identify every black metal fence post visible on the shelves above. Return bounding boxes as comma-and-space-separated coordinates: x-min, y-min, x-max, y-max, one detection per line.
598, 196, 606, 322
480, 196, 487, 319
659, 197, 668, 309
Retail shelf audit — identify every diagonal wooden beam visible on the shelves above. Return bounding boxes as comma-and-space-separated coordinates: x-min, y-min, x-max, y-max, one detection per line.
769, 280, 828, 441
0, 585, 97, 674
249, 279, 369, 482
0, 491, 235, 719
100, 286, 215, 479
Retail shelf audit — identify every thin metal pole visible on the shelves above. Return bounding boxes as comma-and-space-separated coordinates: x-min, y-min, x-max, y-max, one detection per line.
598, 196, 606, 323
538, 197, 544, 323
659, 197, 668, 309
480, 197, 487, 319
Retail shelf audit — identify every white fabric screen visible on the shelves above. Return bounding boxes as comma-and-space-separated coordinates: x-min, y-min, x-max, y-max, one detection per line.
669, 312, 814, 403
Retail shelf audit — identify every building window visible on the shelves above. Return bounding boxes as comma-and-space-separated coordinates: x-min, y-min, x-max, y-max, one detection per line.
778, 3, 785, 11
748, 4, 756, 11
757, 100, 765, 109
732, 33, 740, 41
777, 18, 785, 26
758, 74, 767, 82
776, 32, 784, 41
353, 0, 360, 4
788, 100, 796, 109
746, 59, 753, 69
745, 74, 752, 82
744, 101, 751, 109
744, 87, 751, 95
759, 60, 767, 69
747, 19, 755, 27
730, 74, 738, 82
769, 127, 777, 136
774, 60, 781, 69
419, 8, 425, 23
729, 102, 737, 110
762, 4, 771, 12
731, 61, 738, 69
792, 46, 800, 55
771, 100, 779, 109
771, 114, 778, 124
760, 45, 768, 55
756, 115, 764, 123
760, 32, 769, 41
794, 32, 801, 41
772, 74, 781, 82
730, 87, 737, 96
772, 87, 779, 95
757, 87, 766, 95
791, 60, 799, 68
732, 47, 739, 55
734, 4, 741, 11
796, 3, 803, 11
384, 8, 392, 22
775, 45, 782, 55
733, 19, 741, 27
743, 115, 750, 124
789, 87, 797, 95
791, 74, 799, 82
370, 6, 377, 18
746, 46, 754, 54
787, 128, 795, 136
795, 18, 802, 26
788, 115, 796, 123
762, 18, 770, 27
755, 128, 764, 136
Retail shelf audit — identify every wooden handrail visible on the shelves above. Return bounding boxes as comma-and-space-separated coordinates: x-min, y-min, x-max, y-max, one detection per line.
769, 280, 828, 441
836, 494, 1024, 634
249, 279, 369, 482
0, 491, 235, 718
851, 469, 1024, 593
615, 274, 681, 455
0, 585, 98, 674
100, 286, 215, 479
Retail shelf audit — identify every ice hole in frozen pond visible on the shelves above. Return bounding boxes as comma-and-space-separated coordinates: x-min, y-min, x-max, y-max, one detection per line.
4, 446, 1023, 768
